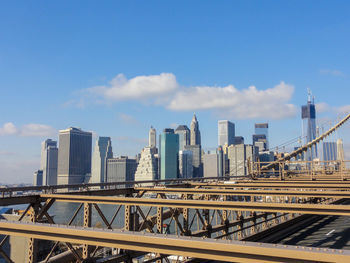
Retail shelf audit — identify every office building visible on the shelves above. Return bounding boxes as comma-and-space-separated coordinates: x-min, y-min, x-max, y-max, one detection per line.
33, 170, 43, 186
323, 142, 337, 162
106, 157, 137, 187
149, 126, 157, 148
40, 139, 58, 185
234, 136, 244, 145
337, 139, 345, 161
302, 91, 317, 160
184, 144, 202, 177
179, 150, 193, 179
90, 137, 113, 184
218, 120, 235, 146
252, 134, 267, 152
57, 127, 92, 185
255, 123, 269, 149
227, 144, 258, 177
134, 147, 159, 183
190, 113, 201, 146
203, 152, 220, 178
175, 125, 190, 151
159, 128, 179, 180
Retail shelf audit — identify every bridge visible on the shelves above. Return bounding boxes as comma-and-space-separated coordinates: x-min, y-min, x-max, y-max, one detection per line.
1, 113, 350, 263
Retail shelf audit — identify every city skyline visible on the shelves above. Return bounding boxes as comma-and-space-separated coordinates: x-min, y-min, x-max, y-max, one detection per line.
1, 1, 350, 183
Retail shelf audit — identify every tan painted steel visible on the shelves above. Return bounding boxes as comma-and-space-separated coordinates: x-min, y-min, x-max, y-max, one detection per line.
135, 187, 350, 198
0, 221, 348, 263
41, 194, 350, 216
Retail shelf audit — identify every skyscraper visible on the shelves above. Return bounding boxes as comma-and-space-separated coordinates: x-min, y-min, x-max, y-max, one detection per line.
337, 139, 345, 161
40, 139, 58, 185
159, 128, 179, 180
190, 113, 201, 146
254, 123, 269, 149
149, 126, 156, 148
218, 120, 235, 146
178, 150, 193, 179
33, 170, 43, 186
323, 142, 337, 161
175, 125, 190, 151
302, 91, 317, 160
91, 137, 113, 184
57, 127, 92, 185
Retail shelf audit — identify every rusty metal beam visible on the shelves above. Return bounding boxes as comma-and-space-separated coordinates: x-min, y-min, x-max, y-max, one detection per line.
0, 220, 348, 263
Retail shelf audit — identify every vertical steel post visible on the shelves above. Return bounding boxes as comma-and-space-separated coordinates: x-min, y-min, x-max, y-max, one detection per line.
82, 202, 92, 260
27, 202, 39, 263
183, 194, 190, 235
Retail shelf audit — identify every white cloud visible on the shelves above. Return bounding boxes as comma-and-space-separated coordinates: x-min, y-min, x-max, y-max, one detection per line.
320, 69, 345, 77
0, 122, 18, 135
316, 102, 330, 113
87, 73, 178, 102
168, 81, 297, 119
118, 113, 141, 125
336, 105, 350, 114
0, 123, 56, 137
81, 73, 298, 120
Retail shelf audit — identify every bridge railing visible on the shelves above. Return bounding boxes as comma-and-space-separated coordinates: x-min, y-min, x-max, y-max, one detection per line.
253, 159, 350, 180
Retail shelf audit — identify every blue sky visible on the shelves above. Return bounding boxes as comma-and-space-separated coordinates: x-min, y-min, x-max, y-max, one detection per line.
1, 1, 350, 184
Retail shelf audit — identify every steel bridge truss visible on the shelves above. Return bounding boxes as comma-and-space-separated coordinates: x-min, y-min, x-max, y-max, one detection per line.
1, 180, 350, 263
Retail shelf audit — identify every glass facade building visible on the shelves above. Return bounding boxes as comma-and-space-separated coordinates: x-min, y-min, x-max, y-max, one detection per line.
159, 128, 179, 180
218, 120, 235, 146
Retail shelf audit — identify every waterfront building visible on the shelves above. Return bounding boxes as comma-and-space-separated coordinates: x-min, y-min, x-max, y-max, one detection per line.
149, 126, 157, 148
190, 113, 201, 146
175, 125, 190, 151
159, 128, 179, 180
179, 150, 193, 179
40, 139, 58, 185
33, 170, 43, 186
57, 127, 92, 185
106, 157, 137, 187
302, 91, 317, 160
90, 137, 113, 184
134, 147, 159, 183
218, 120, 235, 146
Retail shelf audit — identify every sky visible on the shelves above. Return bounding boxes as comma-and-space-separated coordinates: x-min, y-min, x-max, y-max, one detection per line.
1, 1, 350, 184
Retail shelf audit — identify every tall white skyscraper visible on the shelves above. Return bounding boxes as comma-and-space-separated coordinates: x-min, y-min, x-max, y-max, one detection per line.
218, 120, 235, 146
40, 139, 58, 185
149, 126, 156, 148
91, 137, 113, 183
337, 139, 345, 161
